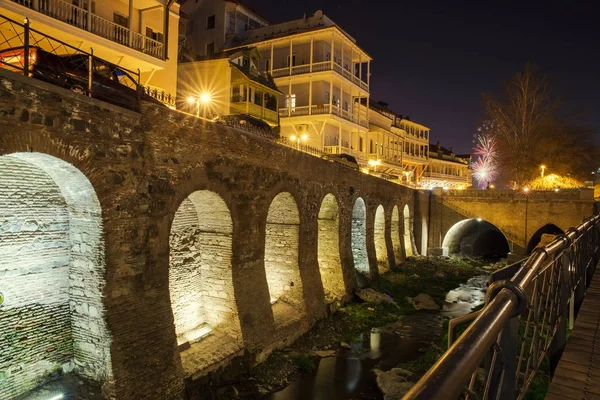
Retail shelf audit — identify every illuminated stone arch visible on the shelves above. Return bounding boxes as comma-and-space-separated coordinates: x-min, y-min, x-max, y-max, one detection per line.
168, 190, 242, 373
317, 193, 345, 300
0, 153, 111, 398
351, 197, 369, 279
442, 219, 510, 258
391, 205, 402, 263
374, 205, 389, 274
264, 192, 304, 325
403, 204, 415, 257
527, 223, 564, 254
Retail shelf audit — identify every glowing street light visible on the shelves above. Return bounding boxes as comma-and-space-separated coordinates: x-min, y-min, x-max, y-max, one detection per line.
540, 164, 546, 178
368, 159, 382, 172
290, 133, 308, 149
187, 92, 212, 118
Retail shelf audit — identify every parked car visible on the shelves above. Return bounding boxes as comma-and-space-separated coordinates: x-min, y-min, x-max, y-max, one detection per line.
0, 46, 159, 110
323, 153, 360, 170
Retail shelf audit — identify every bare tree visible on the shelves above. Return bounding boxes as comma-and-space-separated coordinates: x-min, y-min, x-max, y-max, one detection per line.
483, 64, 557, 186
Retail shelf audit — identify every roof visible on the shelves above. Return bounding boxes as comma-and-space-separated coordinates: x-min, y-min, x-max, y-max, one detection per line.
429, 143, 471, 164
233, 11, 371, 60
225, 0, 270, 25
230, 62, 280, 93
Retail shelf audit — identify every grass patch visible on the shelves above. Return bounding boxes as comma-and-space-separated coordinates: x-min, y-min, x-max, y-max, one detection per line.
294, 355, 316, 373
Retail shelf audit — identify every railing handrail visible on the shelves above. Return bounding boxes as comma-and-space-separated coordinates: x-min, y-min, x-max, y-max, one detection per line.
403, 213, 600, 400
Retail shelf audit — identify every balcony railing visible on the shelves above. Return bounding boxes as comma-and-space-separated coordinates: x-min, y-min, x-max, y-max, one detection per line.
271, 60, 369, 90
231, 100, 279, 124
279, 104, 368, 128
8, 0, 164, 60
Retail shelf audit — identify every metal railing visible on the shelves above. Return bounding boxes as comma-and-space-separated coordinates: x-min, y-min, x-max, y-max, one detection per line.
404, 214, 600, 400
8, 0, 164, 59
0, 14, 178, 112
270, 60, 369, 89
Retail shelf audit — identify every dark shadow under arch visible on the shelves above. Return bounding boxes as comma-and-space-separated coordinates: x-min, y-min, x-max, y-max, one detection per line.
443, 219, 510, 258
527, 224, 564, 254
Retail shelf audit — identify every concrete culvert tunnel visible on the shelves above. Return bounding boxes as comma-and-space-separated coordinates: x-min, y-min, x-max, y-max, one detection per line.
443, 219, 510, 258
527, 224, 564, 254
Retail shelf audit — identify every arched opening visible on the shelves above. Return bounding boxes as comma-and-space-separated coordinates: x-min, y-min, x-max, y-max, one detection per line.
374, 205, 388, 274
317, 194, 345, 300
527, 224, 564, 254
443, 219, 510, 259
0, 153, 111, 398
265, 192, 304, 325
391, 206, 402, 264
403, 204, 414, 257
352, 197, 369, 280
169, 190, 242, 373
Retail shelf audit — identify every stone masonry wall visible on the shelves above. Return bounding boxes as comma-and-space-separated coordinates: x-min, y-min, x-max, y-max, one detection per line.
374, 205, 388, 273
391, 206, 402, 262
264, 192, 302, 307
317, 194, 345, 300
0, 156, 72, 399
351, 198, 369, 275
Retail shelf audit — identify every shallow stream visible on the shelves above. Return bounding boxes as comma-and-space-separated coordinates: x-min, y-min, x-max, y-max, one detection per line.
266, 274, 489, 400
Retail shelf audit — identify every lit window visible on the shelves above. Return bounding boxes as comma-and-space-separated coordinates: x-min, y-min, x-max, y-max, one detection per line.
286, 94, 296, 110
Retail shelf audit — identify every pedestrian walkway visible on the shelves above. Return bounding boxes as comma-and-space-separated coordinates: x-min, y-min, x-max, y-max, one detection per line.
546, 272, 600, 400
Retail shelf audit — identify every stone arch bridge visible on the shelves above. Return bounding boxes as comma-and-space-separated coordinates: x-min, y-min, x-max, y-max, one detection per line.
0, 69, 595, 399
427, 185, 596, 257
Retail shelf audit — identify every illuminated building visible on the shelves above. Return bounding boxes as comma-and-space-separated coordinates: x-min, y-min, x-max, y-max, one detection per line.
421, 142, 472, 189
0, 0, 181, 96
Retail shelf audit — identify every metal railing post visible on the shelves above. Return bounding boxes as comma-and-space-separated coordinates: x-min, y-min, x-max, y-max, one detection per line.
23, 18, 29, 77
487, 318, 519, 400
88, 48, 93, 96
549, 252, 571, 375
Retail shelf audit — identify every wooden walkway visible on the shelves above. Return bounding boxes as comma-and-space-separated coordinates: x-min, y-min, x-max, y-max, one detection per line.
546, 272, 600, 400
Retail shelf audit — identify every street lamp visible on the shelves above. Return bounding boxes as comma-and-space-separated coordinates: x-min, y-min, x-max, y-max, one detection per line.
187, 92, 212, 118
290, 133, 308, 150
368, 159, 382, 172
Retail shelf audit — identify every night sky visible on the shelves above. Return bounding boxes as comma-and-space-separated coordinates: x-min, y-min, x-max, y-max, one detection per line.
240, 0, 599, 154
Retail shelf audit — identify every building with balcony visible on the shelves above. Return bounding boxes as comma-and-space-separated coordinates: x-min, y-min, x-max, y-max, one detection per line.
361, 100, 404, 179
230, 10, 371, 155
396, 116, 430, 184
0, 0, 180, 95
179, 0, 268, 58
177, 46, 280, 126
421, 142, 472, 189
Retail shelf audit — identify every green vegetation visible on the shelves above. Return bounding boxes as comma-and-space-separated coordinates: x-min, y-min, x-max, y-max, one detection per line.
373, 256, 481, 306
294, 355, 316, 373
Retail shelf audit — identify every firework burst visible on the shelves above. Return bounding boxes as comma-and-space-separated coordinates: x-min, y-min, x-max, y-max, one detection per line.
471, 129, 499, 189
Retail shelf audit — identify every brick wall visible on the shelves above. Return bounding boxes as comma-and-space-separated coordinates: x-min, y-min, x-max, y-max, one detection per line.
317, 194, 346, 300
0, 68, 424, 399
351, 197, 369, 275
374, 205, 388, 273
0, 153, 111, 399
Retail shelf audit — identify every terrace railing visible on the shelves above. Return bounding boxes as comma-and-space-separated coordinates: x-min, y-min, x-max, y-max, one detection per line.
403, 214, 600, 400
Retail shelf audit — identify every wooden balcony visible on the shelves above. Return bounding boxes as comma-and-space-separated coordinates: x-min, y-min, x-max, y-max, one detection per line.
230, 101, 279, 125
271, 60, 369, 91
5, 0, 164, 59
278, 104, 369, 128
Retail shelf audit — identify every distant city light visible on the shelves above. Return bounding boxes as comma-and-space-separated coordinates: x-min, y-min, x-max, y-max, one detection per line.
476, 217, 482, 222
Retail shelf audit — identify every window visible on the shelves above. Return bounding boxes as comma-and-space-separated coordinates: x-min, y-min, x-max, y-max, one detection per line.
359, 137, 363, 152
324, 92, 329, 103
254, 91, 263, 106
113, 13, 128, 28
206, 42, 215, 55
265, 59, 270, 71
343, 100, 348, 111
146, 27, 164, 43
285, 94, 296, 109
242, 56, 249, 67
286, 55, 296, 67
326, 52, 331, 61
207, 15, 215, 30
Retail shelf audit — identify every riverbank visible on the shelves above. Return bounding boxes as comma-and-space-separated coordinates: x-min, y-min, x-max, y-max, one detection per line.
204, 256, 497, 399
